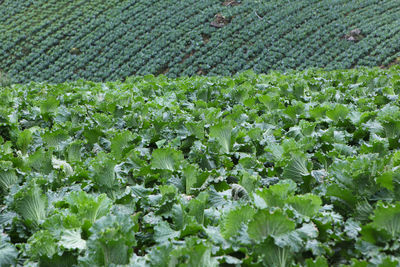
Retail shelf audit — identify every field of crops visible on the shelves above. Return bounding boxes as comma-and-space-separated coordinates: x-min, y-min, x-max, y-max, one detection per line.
1, 0, 400, 83
1, 67, 400, 266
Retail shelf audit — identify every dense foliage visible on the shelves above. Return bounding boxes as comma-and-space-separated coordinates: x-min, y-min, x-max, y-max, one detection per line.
1, 67, 400, 266
1, 0, 400, 83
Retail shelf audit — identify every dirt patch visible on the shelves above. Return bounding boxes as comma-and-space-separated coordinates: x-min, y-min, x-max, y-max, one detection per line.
210, 13, 230, 28
155, 65, 169, 76
70, 47, 81, 55
197, 68, 207, 75
343, 28, 363, 42
222, 0, 240, 6
22, 46, 31, 56
380, 56, 400, 69
0, 70, 11, 87
180, 50, 196, 64
201, 33, 210, 44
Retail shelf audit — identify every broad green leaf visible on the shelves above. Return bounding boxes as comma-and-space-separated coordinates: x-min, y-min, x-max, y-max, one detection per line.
151, 148, 183, 171
288, 194, 322, 218
40, 96, 59, 121
355, 200, 374, 222
186, 121, 205, 139
326, 104, 349, 122
258, 94, 279, 111
184, 243, 218, 267
266, 143, 284, 161
93, 113, 113, 128
239, 171, 258, 194
283, 153, 310, 182
378, 257, 400, 267
0, 235, 18, 267
14, 181, 47, 228
0, 169, 18, 192
16, 128, 33, 154
183, 164, 199, 194
274, 222, 319, 253
376, 171, 394, 191
171, 204, 185, 230
37, 252, 78, 267
220, 206, 255, 240
360, 223, 391, 244
376, 105, 400, 138
81, 214, 137, 266
90, 152, 117, 189
147, 245, 174, 267
83, 127, 104, 145
187, 192, 208, 224
209, 121, 234, 153
325, 184, 357, 207
248, 209, 295, 241
111, 130, 133, 160
305, 256, 329, 267
168, 238, 218, 267
59, 229, 87, 250
207, 187, 228, 208
42, 129, 69, 148
28, 148, 53, 174
344, 219, 361, 239
382, 122, 400, 139
154, 221, 180, 244
255, 180, 297, 208
371, 202, 400, 237
67, 141, 82, 162
254, 237, 293, 267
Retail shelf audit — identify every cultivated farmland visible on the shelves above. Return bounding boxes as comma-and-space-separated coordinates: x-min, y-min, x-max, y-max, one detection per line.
0, 0, 400, 83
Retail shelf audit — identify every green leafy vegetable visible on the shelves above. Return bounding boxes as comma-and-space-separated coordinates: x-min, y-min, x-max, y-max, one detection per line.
13, 181, 47, 228
151, 148, 184, 171
247, 209, 295, 241
209, 121, 234, 153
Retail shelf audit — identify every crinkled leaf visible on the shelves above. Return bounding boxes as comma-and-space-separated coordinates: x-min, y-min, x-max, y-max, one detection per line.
27, 230, 57, 259
147, 245, 174, 267
52, 157, 74, 177
66, 191, 112, 225
59, 229, 87, 250
221, 205, 256, 240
